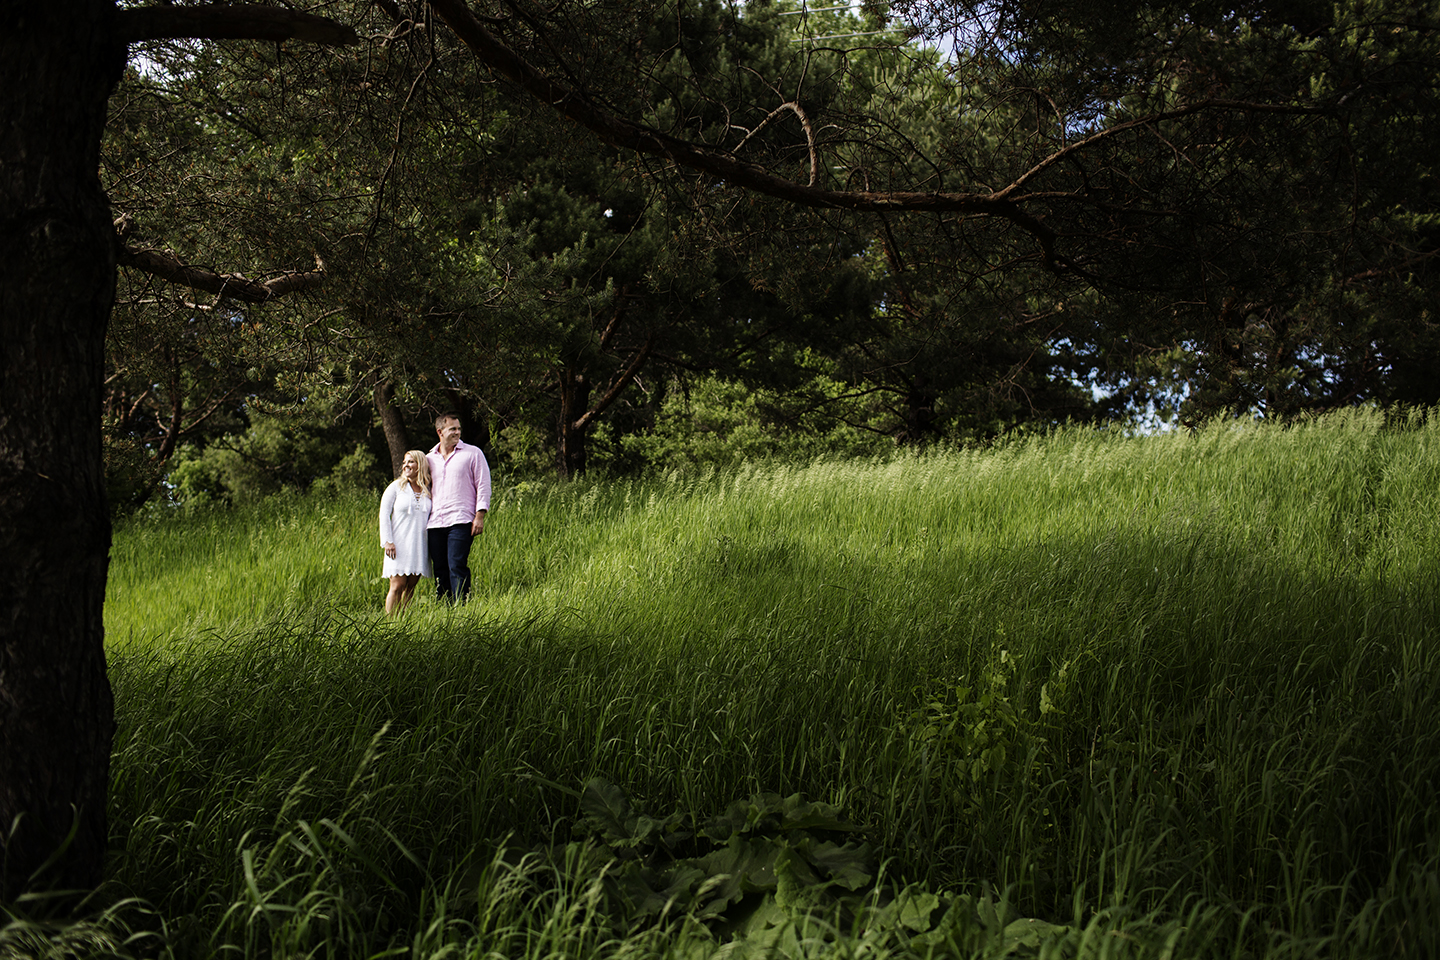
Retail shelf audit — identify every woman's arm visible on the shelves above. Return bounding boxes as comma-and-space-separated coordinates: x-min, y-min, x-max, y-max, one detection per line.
378, 482, 398, 546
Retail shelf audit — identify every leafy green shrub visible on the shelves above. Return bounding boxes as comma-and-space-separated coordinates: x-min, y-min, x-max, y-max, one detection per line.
166, 413, 387, 504
557, 779, 874, 931
621, 375, 888, 470
545, 778, 1074, 959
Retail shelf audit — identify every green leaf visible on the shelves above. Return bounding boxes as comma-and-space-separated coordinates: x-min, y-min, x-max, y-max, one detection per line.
692, 836, 781, 916
895, 888, 941, 932
776, 794, 860, 833
1001, 917, 1070, 953
905, 892, 972, 947
580, 777, 634, 841
611, 861, 707, 919
793, 837, 874, 891
773, 846, 830, 915
977, 892, 1001, 931
741, 895, 789, 933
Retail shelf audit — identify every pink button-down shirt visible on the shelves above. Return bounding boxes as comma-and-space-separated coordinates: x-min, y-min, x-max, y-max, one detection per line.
426, 440, 491, 529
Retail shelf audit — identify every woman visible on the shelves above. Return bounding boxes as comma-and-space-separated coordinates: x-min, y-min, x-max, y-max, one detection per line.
379, 450, 433, 614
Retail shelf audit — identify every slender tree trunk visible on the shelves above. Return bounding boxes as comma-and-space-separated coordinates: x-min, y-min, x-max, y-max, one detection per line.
0, 0, 124, 900
901, 373, 937, 444
373, 379, 410, 478
554, 329, 658, 478
557, 368, 590, 479
154, 349, 185, 462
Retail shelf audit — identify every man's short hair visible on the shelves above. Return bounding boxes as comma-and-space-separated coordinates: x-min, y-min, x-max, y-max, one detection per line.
435, 412, 462, 431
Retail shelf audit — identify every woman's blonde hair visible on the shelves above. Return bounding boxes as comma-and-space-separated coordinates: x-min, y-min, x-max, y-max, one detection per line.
400, 450, 432, 498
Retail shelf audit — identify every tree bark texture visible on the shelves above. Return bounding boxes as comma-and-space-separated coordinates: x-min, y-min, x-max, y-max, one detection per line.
117, 244, 328, 304
373, 379, 410, 479
0, 0, 124, 899
557, 370, 591, 479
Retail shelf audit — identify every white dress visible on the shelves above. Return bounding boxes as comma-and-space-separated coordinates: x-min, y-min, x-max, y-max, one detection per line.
379, 481, 432, 578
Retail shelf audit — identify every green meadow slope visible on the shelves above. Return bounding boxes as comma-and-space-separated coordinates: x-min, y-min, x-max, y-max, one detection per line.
28, 409, 1436, 958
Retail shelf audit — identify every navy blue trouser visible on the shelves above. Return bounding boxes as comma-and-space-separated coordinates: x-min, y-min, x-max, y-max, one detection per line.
428, 523, 474, 603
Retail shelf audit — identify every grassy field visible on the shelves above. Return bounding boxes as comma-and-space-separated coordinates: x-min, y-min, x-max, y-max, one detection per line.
9, 408, 1438, 958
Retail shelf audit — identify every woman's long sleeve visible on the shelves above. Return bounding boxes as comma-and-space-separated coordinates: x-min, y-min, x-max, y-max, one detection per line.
379, 483, 398, 544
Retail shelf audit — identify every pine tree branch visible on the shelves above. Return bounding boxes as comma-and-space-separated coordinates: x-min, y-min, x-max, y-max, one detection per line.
116, 235, 328, 304
426, 0, 1065, 266
573, 331, 658, 432
117, 4, 359, 46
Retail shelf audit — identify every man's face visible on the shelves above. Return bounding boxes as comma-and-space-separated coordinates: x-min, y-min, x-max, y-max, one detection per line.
438, 418, 462, 449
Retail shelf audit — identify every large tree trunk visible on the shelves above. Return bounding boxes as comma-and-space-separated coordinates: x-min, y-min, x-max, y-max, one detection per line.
0, 1, 124, 900
373, 379, 410, 478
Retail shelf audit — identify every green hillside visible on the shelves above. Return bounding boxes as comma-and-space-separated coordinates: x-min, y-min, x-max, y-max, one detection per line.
31, 409, 1437, 958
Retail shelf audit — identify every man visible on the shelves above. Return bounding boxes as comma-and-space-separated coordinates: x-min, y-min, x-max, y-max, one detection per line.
426, 412, 492, 603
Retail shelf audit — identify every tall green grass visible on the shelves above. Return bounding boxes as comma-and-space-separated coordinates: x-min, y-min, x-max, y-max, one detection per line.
37, 407, 1439, 957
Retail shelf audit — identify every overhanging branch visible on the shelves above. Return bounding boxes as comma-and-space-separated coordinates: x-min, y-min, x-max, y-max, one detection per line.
426, 0, 1068, 265
117, 4, 360, 46
117, 234, 328, 304
426, 1, 1023, 216
427, 0, 1332, 273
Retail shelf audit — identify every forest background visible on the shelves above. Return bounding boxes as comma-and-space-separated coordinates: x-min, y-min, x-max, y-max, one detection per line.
100, 0, 1440, 509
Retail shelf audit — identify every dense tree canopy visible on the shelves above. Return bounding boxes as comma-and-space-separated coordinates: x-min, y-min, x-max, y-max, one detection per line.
98, 0, 1440, 502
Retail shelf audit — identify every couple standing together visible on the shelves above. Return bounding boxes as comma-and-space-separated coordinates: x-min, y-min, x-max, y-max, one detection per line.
378, 412, 492, 615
